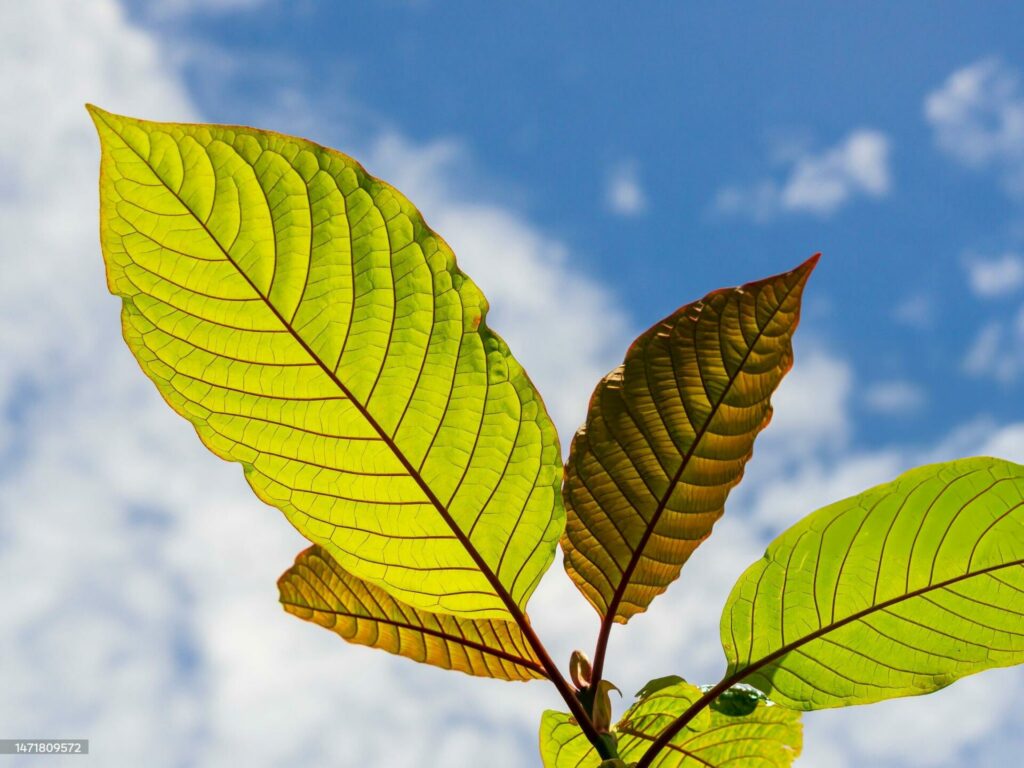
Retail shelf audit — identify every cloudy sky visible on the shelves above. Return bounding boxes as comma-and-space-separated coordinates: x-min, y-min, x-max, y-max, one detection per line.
3, 1, 1024, 766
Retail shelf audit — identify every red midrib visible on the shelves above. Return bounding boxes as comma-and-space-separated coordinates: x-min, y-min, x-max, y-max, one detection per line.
601, 273, 805, 622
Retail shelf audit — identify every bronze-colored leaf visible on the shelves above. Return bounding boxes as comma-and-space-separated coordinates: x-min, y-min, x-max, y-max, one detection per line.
562, 257, 817, 624
279, 546, 546, 681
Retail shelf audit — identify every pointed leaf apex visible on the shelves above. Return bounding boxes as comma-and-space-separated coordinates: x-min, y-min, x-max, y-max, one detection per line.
793, 252, 821, 282
85, 103, 106, 128
757, 252, 820, 289
790, 252, 820, 289
84, 103, 115, 122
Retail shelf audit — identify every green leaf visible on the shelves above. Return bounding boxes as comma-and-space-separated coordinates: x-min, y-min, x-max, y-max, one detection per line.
561, 257, 817, 624
634, 676, 685, 700
89, 106, 564, 620
540, 682, 801, 767
540, 711, 603, 768
722, 457, 1024, 710
278, 546, 546, 681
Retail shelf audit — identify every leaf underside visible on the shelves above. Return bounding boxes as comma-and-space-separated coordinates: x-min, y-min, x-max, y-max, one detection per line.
723, 457, 1024, 710
540, 681, 802, 767
279, 546, 546, 681
89, 106, 564, 620
561, 257, 817, 624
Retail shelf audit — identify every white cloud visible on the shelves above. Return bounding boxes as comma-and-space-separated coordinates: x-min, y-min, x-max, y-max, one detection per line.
712, 180, 781, 223
863, 379, 927, 414
926, 58, 1024, 197
4, 4, 1024, 768
146, 0, 270, 18
782, 130, 891, 212
964, 251, 1024, 297
762, 345, 854, 455
964, 321, 1004, 377
605, 160, 648, 216
0, 3, 626, 767
714, 129, 891, 221
963, 305, 1024, 382
893, 293, 935, 329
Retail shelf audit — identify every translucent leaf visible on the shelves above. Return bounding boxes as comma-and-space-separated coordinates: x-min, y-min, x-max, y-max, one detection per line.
723, 457, 1024, 709
279, 546, 546, 681
540, 681, 801, 767
562, 257, 817, 623
635, 675, 685, 700
89, 106, 563, 620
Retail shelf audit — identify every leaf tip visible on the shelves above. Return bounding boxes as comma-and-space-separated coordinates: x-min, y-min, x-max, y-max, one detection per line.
796, 252, 821, 277
783, 252, 821, 294
85, 104, 120, 142
84, 103, 109, 125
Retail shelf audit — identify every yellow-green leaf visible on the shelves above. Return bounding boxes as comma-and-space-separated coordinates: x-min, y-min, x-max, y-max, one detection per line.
562, 257, 817, 624
723, 457, 1024, 710
278, 546, 546, 681
539, 682, 801, 767
89, 106, 563, 620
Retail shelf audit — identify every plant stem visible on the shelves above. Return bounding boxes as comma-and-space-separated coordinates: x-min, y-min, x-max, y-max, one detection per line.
589, 615, 613, 694
512, 607, 613, 760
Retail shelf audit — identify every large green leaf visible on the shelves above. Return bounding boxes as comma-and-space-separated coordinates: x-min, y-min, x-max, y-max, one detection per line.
89, 107, 563, 619
562, 258, 816, 624
540, 682, 801, 767
278, 546, 546, 680
723, 457, 1024, 709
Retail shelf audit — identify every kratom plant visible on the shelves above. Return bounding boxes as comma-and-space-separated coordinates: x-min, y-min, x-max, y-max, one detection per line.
89, 105, 1024, 767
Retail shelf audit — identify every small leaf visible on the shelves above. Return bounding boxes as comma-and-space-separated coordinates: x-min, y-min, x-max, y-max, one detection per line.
540, 710, 598, 768
89, 106, 564, 620
562, 257, 817, 624
278, 546, 546, 681
592, 680, 622, 732
540, 681, 801, 767
722, 457, 1024, 710
634, 675, 685, 700
571, 650, 594, 689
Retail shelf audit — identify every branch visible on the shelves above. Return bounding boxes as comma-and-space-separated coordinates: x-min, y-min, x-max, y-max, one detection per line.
513, 609, 613, 760
589, 614, 614, 693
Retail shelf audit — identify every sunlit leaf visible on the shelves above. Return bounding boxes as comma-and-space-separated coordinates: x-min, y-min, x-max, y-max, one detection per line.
89, 106, 563, 620
634, 675, 685, 700
540, 681, 801, 767
723, 457, 1024, 709
562, 257, 817, 624
278, 546, 545, 681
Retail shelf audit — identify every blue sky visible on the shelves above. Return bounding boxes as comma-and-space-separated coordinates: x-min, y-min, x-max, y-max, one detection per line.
3, 2, 1024, 767
166, 0, 1024, 450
